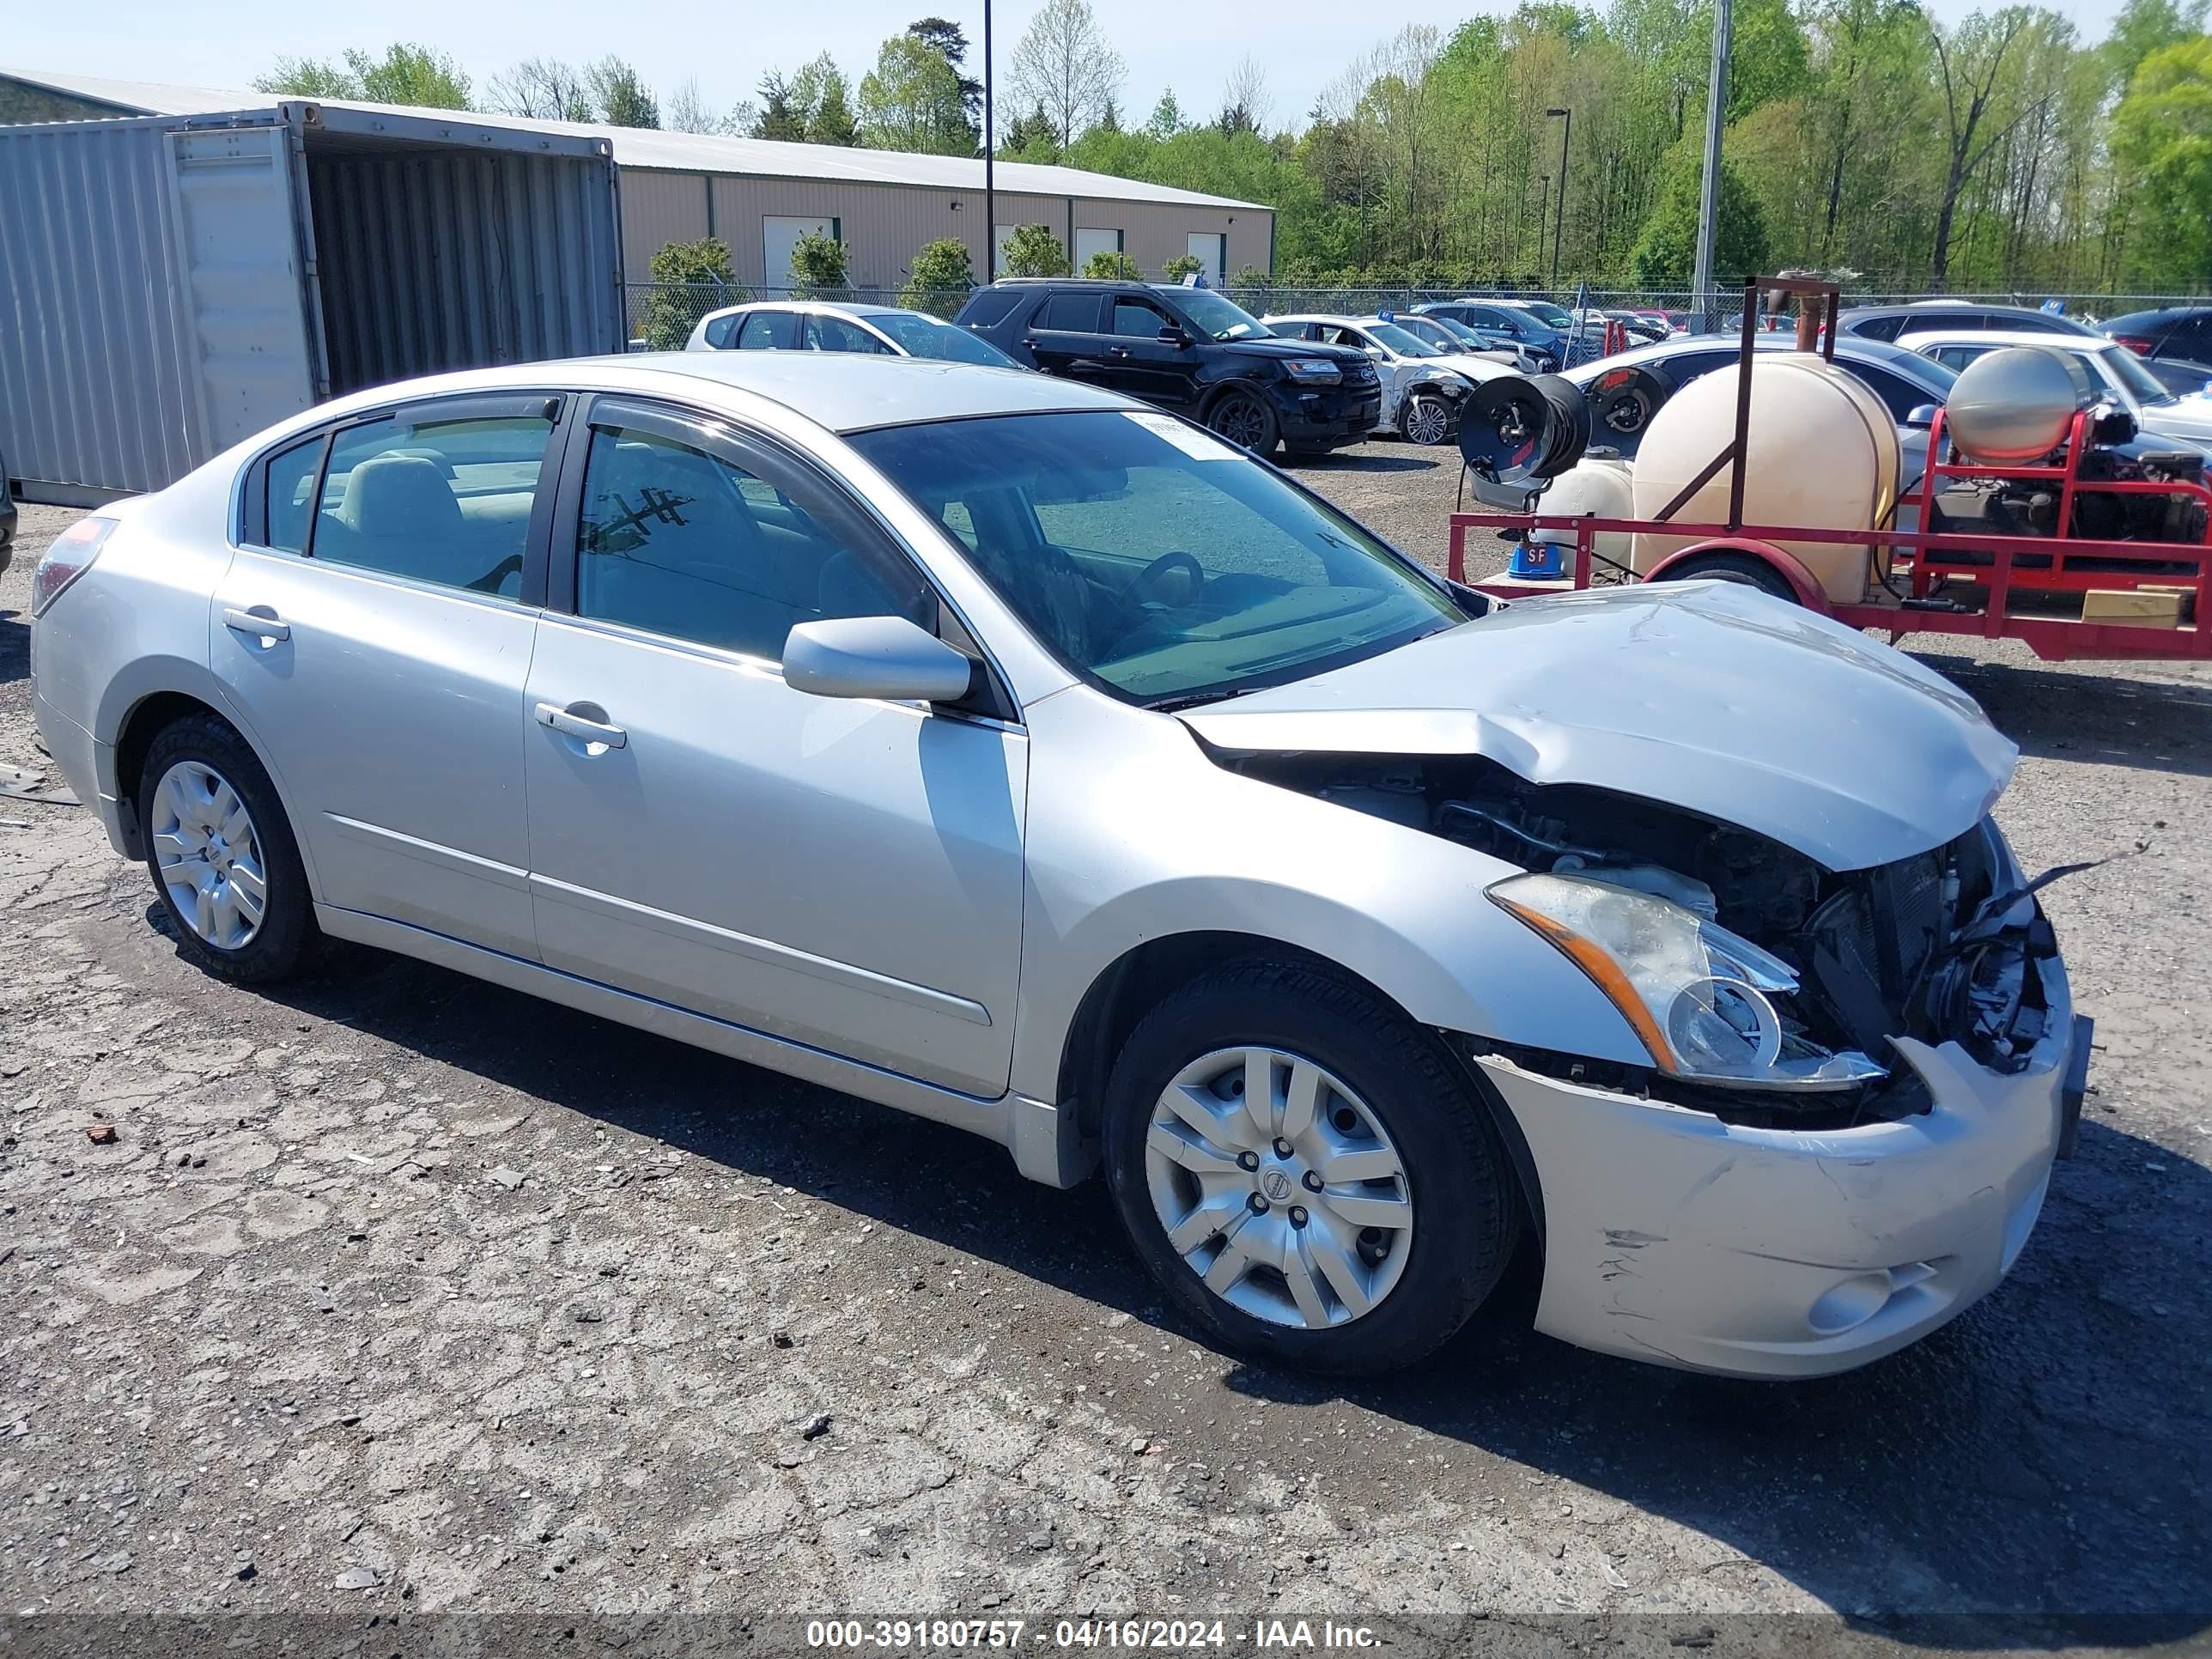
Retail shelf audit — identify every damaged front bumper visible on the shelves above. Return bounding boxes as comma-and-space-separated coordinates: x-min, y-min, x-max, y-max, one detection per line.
1470, 952, 2079, 1379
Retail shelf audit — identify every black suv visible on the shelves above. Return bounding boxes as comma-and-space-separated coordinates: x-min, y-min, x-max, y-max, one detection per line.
953, 279, 1380, 458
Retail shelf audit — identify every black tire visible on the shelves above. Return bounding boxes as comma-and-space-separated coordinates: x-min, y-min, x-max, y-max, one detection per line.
137, 713, 317, 984
1205, 388, 1280, 458
1654, 550, 1800, 603
1102, 959, 1522, 1375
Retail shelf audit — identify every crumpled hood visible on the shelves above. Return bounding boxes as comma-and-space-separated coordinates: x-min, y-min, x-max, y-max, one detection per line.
1180, 581, 2017, 872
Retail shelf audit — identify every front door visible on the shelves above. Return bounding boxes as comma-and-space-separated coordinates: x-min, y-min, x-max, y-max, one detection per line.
1100, 294, 1200, 410
520, 399, 1029, 1097
210, 395, 562, 959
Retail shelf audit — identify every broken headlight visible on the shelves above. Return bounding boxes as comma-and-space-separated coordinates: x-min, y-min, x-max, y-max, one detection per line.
1488, 872, 1888, 1092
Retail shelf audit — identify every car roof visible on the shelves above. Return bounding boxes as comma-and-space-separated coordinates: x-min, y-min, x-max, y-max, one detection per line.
1574, 332, 1951, 386
699, 300, 921, 322
2106, 306, 2208, 328
1898, 330, 2112, 351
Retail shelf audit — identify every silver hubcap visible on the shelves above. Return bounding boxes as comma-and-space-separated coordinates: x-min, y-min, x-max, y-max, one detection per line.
1145, 1047, 1413, 1330
1405, 397, 1449, 445
151, 760, 267, 951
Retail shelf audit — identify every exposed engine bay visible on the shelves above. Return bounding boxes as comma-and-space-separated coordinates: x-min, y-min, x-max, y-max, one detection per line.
1936, 428, 2212, 550
1229, 749, 2061, 1127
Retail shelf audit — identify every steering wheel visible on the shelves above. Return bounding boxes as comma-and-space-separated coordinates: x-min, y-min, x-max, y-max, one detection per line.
1122, 550, 1205, 609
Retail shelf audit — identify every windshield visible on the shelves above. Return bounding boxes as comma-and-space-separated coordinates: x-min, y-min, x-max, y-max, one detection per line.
847, 410, 1465, 705
1366, 321, 1442, 357
1165, 287, 1272, 342
1519, 301, 1575, 328
868, 312, 1022, 368
1426, 315, 1491, 349
2097, 343, 2174, 406
1395, 317, 1456, 349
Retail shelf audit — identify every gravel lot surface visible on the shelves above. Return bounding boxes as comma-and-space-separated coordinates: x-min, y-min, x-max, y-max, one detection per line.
2, 453, 2207, 1648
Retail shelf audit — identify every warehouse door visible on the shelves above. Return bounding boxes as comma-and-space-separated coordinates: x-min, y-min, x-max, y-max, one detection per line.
764, 216, 838, 293
165, 126, 321, 447
1073, 227, 1122, 270
1185, 232, 1227, 284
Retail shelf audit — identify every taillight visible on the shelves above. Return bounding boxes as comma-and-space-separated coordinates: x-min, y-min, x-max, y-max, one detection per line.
2112, 334, 2156, 356
31, 516, 117, 617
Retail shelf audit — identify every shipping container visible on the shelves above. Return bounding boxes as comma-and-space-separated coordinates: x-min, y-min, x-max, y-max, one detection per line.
0, 100, 625, 503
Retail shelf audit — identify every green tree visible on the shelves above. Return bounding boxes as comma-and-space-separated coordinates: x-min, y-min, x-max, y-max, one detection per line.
1000, 102, 1061, 159
589, 58, 659, 128
2114, 36, 2212, 287
349, 43, 472, 107
486, 58, 593, 120
799, 56, 860, 145
255, 57, 361, 98
1629, 146, 1771, 282
902, 236, 976, 314
1161, 252, 1206, 280
860, 32, 975, 154
637, 236, 741, 349
787, 228, 853, 295
908, 17, 985, 128
1146, 88, 1189, 139
1001, 223, 1071, 276
752, 70, 808, 140
1084, 248, 1142, 277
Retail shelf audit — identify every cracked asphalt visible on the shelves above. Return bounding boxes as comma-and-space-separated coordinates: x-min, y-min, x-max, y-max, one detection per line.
2, 460, 2208, 1646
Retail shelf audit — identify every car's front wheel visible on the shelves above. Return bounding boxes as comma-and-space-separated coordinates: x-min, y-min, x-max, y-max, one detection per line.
1402, 392, 1453, 446
1103, 961, 1521, 1374
1205, 388, 1280, 458
138, 714, 317, 983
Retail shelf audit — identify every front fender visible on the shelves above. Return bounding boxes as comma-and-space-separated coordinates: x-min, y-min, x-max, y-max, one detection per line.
1008, 685, 1652, 1103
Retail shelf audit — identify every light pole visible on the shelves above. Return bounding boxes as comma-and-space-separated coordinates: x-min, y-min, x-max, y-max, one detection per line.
1546, 106, 1571, 289
983, 0, 996, 283
1691, 0, 1732, 330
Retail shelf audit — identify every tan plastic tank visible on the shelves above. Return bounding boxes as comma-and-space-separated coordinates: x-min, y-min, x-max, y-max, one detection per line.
1630, 353, 1901, 604
1531, 456, 1635, 568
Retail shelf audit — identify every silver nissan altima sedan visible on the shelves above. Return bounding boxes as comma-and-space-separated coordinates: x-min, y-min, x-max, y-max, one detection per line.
29, 353, 2085, 1378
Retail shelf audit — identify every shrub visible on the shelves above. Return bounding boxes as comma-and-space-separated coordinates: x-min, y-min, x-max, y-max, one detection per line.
636, 236, 741, 349
1083, 248, 1142, 279
1161, 252, 1206, 281
1001, 223, 1070, 278
901, 237, 975, 318
787, 228, 852, 297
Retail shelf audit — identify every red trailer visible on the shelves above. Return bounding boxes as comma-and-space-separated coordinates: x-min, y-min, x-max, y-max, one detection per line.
1449, 279, 2212, 662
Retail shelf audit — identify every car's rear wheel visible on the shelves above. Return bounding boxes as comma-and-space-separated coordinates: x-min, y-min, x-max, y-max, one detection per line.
1103, 960, 1521, 1374
138, 714, 316, 983
1402, 392, 1452, 447
1206, 389, 1279, 458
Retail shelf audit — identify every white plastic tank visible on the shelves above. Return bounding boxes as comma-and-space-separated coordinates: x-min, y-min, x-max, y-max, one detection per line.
1532, 456, 1635, 568
1631, 353, 1901, 604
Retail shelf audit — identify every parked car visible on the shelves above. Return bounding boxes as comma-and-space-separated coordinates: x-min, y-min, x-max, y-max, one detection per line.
954, 279, 1379, 459
1467, 333, 1957, 516
687, 301, 1024, 368
2102, 306, 2212, 380
2139, 357, 2212, 398
29, 350, 2080, 1380
1391, 311, 1539, 374
1602, 308, 1670, 345
1264, 313, 1512, 445
0, 441, 15, 574
1899, 329, 2212, 447
1835, 301, 2100, 343
1413, 301, 1564, 372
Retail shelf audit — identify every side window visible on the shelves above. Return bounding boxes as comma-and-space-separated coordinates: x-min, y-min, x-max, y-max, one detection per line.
261, 434, 324, 553
313, 410, 552, 599
702, 313, 739, 349
737, 311, 800, 350
1113, 299, 1170, 337
1039, 292, 1103, 331
574, 423, 927, 661
1853, 315, 1906, 342
1853, 365, 1942, 423
957, 289, 1025, 328
809, 314, 892, 355
1660, 351, 1737, 389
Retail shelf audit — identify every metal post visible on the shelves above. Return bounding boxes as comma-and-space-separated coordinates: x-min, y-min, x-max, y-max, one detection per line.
984, 0, 996, 283
1547, 107, 1571, 288
1690, 0, 1731, 331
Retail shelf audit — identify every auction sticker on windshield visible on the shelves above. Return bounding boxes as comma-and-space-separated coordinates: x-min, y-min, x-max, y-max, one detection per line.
1124, 410, 1238, 460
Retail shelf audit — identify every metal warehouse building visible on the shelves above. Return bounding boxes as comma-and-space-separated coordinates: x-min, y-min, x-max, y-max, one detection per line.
0, 69, 1272, 500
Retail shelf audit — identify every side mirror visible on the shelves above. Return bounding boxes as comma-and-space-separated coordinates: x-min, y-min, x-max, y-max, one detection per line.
783, 616, 976, 704
1905, 404, 1941, 428
1365, 345, 1388, 359
1157, 325, 1191, 346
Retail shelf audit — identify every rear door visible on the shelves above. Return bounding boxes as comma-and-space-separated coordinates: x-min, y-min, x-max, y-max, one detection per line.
520, 398, 1029, 1097
1022, 290, 1107, 380
736, 310, 804, 350
211, 392, 564, 959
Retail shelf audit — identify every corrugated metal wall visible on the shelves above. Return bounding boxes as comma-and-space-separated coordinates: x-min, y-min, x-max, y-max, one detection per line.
307, 143, 623, 394
617, 167, 1273, 292
0, 117, 213, 495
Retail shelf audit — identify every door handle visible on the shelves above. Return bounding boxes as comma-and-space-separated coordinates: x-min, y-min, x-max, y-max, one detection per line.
222, 606, 289, 643
1108, 346, 1131, 358
535, 701, 628, 750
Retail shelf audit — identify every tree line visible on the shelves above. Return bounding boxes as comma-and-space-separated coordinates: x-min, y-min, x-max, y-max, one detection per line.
258, 0, 2212, 295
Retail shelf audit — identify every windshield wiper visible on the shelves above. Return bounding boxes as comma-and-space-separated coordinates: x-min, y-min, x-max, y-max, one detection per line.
1149, 684, 1267, 714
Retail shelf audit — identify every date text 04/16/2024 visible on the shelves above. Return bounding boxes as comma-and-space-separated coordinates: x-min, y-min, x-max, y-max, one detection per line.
804, 1620, 1382, 1650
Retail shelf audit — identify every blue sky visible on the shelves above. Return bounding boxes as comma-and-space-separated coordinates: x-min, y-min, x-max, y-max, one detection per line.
10, 0, 2128, 135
